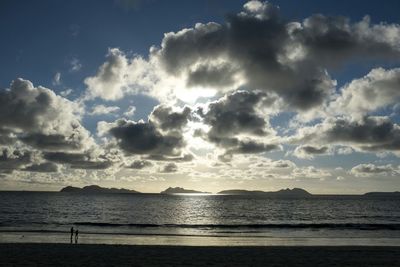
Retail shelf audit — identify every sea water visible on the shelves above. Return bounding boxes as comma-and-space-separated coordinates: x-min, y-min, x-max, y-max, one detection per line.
0, 192, 399, 246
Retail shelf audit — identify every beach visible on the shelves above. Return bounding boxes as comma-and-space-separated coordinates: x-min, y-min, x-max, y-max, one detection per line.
1, 243, 399, 267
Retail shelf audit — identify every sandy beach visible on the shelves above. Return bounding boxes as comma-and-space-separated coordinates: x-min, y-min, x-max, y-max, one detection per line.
0, 243, 399, 267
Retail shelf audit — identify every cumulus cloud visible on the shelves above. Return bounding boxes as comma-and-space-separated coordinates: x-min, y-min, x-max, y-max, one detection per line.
294, 15, 400, 66
84, 48, 157, 101
0, 78, 93, 152
19, 132, 88, 152
43, 152, 112, 170
331, 68, 400, 118
350, 163, 398, 177
105, 119, 184, 155
0, 148, 33, 174
292, 116, 400, 153
81, 0, 400, 113
128, 160, 153, 169
84, 48, 131, 101
99, 105, 191, 157
196, 91, 279, 156
150, 105, 192, 131
226, 140, 279, 154
160, 162, 178, 173
293, 145, 331, 159
155, 4, 333, 110
152, 1, 400, 110
0, 79, 112, 175
84, 1, 400, 115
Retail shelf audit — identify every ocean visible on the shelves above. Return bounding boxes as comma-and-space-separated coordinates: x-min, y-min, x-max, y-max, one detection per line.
1, 192, 400, 246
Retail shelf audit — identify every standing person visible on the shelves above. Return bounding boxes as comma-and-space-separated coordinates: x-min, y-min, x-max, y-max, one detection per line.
75, 229, 79, 244
70, 227, 74, 244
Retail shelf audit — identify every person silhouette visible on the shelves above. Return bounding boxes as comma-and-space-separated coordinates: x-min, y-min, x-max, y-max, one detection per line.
70, 227, 74, 244
75, 229, 79, 244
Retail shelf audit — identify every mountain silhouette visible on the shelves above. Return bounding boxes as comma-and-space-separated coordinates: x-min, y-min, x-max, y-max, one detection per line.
218, 188, 312, 197
60, 185, 140, 194
160, 187, 210, 194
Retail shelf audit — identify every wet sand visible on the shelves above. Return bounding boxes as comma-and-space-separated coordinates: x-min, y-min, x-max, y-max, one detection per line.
1, 243, 399, 267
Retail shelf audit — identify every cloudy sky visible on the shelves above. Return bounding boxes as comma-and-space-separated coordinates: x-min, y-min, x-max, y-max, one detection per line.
0, 0, 400, 193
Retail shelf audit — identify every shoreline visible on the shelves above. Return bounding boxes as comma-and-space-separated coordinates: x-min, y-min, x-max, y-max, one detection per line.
1, 243, 400, 267
1, 231, 400, 247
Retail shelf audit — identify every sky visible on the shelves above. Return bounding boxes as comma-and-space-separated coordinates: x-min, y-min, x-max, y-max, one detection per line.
0, 0, 400, 193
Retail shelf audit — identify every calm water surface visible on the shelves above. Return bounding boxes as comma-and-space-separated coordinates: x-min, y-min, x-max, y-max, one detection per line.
0, 192, 400, 242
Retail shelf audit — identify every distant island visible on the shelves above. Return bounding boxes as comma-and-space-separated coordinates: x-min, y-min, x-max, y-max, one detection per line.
218, 188, 312, 197
56, 185, 400, 197
60, 185, 141, 194
160, 187, 210, 194
363, 191, 400, 198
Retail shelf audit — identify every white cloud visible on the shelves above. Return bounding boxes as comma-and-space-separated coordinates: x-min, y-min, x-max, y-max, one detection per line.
350, 163, 398, 177
290, 116, 400, 155
52, 72, 61, 86
60, 89, 73, 97
331, 68, 400, 118
293, 145, 331, 159
84, 48, 129, 100
70, 57, 82, 72
89, 105, 120, 116
292, 166, 331, 179
124, 106, 136, 117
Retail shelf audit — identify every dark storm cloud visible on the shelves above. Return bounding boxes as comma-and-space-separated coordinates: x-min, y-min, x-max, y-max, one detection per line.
155, 1, 400, 110
295, 116, 400, 152
43, 152, 112, 170
22, 162, 59, 173
160, 162, 178, 173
